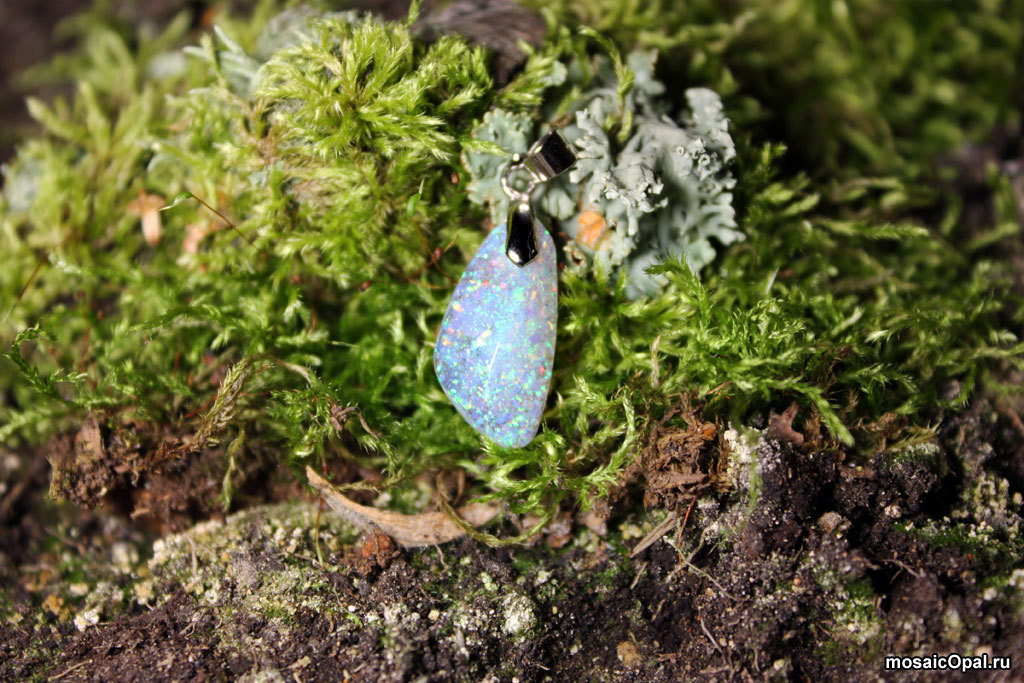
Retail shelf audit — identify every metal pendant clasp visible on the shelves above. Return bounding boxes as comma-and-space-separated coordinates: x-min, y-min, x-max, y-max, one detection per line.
500, 129, 577, 267
521, 128, 578, 184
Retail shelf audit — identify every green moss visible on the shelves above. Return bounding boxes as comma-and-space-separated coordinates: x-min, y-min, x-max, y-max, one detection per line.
888, 440, 942, 467
0, 588, 14, 623
1, 0, 1023, 526
898, 520, 1024, 572
810, 567, 885, 664
262, 604, 295, 627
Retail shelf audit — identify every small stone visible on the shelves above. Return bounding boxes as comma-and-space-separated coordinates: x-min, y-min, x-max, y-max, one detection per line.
579, 502, 610, 536
617, 641, 642, 668
135, 580, 155, 605
42, 594, 64, 616
501, 593, 537, 635
818, 512, 847, 535
74, 608, 100, 632
434, 221, 557, 447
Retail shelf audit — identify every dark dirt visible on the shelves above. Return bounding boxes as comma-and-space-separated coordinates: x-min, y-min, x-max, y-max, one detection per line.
4, 394, 1024, 681
0, 0, 89, 162
0, 0, 213, 163
42, 412, 303, 534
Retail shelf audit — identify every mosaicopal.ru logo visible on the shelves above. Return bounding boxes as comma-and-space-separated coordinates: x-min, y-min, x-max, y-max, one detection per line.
885, 652, 1011, 673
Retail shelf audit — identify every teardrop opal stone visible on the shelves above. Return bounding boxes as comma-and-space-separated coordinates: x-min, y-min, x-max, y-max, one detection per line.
434, 221, 557, 448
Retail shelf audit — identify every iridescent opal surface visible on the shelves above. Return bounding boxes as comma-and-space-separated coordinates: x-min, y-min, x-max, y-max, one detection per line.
434, 221, 557, 448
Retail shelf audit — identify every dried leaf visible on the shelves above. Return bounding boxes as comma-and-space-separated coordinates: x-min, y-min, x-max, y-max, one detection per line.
306, 467, 499, 547
629, 511, 677, 557
74, 413, 104, 464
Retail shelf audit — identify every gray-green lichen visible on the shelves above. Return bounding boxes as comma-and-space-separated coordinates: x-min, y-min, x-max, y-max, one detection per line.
149, 503, 359, 620
463, 49, 740, 299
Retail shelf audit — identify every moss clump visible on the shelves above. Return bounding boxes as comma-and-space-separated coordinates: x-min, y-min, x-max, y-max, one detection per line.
899, 519, 1024, 574
1, 0, 1023, 525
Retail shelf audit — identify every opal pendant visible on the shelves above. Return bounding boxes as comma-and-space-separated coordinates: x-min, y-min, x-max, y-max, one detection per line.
434, 220, 557, 448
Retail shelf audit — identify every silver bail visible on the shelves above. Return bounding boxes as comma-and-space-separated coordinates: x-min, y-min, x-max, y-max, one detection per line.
522, 129, 577, 184
500, 129, 578, 201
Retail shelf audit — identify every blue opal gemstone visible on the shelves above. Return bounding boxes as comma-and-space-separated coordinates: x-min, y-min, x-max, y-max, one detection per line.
434, 221, 557, 448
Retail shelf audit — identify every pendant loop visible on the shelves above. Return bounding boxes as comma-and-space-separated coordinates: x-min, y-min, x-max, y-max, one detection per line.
500, 156, 537, 205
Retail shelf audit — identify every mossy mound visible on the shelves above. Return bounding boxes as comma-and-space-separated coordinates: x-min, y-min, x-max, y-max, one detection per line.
1, 0, 1022, 525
